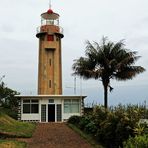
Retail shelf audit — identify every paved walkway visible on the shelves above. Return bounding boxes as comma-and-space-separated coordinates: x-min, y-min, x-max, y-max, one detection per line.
24, 123, 92, 148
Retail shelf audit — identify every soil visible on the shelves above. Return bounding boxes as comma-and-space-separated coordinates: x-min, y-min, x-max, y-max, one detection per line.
20, 123, 92, 148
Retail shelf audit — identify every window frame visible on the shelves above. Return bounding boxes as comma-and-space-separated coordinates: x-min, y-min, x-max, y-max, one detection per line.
64, 99, 80, 113
47, 35, 54, 41
23, 99, 39, 114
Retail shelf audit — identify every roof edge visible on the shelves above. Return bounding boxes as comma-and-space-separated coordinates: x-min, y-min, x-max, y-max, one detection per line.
15, 95, 87, 99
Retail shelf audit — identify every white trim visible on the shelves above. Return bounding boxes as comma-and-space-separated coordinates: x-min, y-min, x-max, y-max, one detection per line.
16, 95, 86, 99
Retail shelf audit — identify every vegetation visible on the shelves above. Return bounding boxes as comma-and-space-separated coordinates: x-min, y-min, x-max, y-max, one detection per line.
0, 107, 18, 120
0, 76, 19, 119
72, 37, 145, 108
123, 134, 148, 148
0, 112, 36, 138
68, 104, 148, 148
68, 123, 104, 148
0, 77, 36, 147
0, 140, 26, 148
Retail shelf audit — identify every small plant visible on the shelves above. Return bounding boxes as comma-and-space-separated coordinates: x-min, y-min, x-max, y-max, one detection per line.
123, 134, 148, 148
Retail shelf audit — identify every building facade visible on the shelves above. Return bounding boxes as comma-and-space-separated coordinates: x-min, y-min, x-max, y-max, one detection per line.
17, 95, 85, 122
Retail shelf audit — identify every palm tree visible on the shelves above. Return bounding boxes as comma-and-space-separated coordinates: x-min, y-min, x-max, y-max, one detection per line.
72, 37, 145, 108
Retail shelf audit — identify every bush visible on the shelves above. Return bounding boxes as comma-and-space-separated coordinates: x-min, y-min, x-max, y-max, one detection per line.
0, 107, 17, 119
79, 115, 97, 134
84, 107, 93, 114
92, 106, 108, 125
79, 116, 91, 130
84, 121, 97, 134
67, 115, 81, 125
95, 105, 145, 147
123, 134, 148, 148
68, 105, 148, 148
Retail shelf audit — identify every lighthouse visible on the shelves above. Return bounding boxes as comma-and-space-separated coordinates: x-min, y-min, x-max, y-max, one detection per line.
36, 8, 64, 95
17, 5, 86, 122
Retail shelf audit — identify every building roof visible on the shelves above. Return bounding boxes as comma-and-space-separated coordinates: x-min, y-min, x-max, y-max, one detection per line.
15, 95, 87, 99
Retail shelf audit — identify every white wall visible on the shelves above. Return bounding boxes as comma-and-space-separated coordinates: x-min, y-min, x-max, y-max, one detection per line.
21, 114, 40, 121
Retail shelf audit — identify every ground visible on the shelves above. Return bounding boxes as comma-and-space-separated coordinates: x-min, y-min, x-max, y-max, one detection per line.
19, 123, 92, 148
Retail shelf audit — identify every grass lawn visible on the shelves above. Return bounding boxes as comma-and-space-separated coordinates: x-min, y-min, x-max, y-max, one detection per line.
68, 123, 104, 148
0, 113, 36, 138
0, 140, 26, 148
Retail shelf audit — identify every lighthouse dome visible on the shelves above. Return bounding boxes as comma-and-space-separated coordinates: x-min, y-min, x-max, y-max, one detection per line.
47, 9, 53, 14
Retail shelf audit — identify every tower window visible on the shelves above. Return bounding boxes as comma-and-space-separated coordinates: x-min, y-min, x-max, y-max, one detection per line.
49, 80, 51, 88
47, 35, 54, 41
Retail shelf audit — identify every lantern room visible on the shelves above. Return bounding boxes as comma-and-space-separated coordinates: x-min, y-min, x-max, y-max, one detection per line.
41, 9, 59, 26
36, 9, 64, 38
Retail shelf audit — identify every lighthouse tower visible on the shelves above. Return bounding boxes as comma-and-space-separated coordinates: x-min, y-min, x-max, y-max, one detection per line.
36, 8, 64, 95
17, 4, 86, 122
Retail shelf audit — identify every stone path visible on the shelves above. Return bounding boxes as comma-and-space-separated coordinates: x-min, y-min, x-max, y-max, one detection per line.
23, 123, 92, 148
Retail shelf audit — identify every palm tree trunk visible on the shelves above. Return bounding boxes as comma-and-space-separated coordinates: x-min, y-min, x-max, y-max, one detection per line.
103, 79, 109, 109
104, 84, 108, 109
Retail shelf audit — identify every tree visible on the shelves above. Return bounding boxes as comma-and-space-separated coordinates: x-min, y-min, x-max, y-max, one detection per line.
72, 37, 145, 108
0, 76, 19, 111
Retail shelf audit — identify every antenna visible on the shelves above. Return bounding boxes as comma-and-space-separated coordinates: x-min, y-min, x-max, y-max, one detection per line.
80, 76, 82, 96
74, 76, 76, 95
49, 0, 51, 8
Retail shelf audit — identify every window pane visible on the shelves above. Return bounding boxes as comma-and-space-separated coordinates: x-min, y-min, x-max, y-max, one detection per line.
23, 104, 30, 113
64, 99, 71, 104
72, 99, 79, 103
31, 104, 39, 113
49, 99, 54, 103
23, 100, 30, 103
31, 100, 39, 103
47, 35, 54, 41
71, 104, 80, 113
64, 99, 80, 113
57, 104, 62, 122
64, 104, 71, 113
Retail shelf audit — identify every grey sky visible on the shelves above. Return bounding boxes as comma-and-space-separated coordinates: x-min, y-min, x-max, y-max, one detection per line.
0, 0, 147, 105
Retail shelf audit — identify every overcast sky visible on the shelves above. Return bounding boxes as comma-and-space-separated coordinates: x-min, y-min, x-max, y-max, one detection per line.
0, 0, 148, 106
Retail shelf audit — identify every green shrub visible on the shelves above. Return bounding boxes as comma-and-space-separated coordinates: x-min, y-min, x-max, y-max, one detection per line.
79, 116, 91, 130
84, 107, 93, 115
0, 107, 17, 119
92, 106, 108, 123
68, 104, 148, 148
95, 105, 145, 147
96, 112, 125, 147
67, 115, 81, 125
84, 120, 97, 134
123, 134, 148, 148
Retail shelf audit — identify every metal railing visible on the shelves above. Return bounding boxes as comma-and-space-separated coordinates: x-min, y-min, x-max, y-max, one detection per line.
36, 25, 64, 35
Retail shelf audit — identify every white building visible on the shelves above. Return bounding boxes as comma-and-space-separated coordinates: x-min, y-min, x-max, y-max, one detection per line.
17, 95, 86, 122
